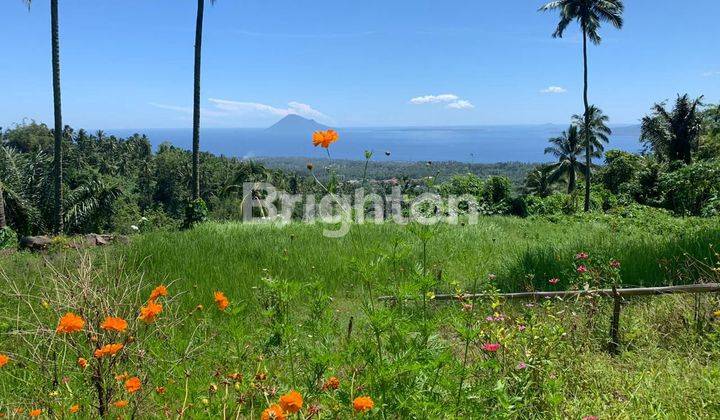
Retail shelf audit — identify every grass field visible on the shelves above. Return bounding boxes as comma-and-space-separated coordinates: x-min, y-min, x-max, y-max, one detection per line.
1, 214, 720, 418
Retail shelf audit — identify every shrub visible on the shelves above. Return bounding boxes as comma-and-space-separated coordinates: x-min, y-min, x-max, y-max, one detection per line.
0, 226, 17, 250
659, 160, 720, 215
183, 198, 208, 228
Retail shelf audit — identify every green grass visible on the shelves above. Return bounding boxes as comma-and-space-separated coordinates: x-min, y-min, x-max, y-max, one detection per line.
1, 214, 720, 418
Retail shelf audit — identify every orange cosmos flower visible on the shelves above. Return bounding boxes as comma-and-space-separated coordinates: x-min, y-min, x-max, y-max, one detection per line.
113, 400, 128, 408
312, 129, 339, 148
69, 404, 80, 414
261, 404, 286, 420
279, 390, 303, 413
149, 285, 168, 302
353, 396, 374, 413
322, 376, 340, 391
29, 409, 42, 417
77, 357, 88, 369
0, 354, 9, 367
139, 300, 163, 323
100, 316, 128, 333
94, 343, 124, 358
214, 291, 229, 311
125, 376, 142, 394
56, 312, 85, 334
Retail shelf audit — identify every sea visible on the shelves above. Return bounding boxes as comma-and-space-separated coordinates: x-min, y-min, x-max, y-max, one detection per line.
108, 124, 642, 163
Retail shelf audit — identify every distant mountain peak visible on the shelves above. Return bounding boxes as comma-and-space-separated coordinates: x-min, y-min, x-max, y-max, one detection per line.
266, 114, 329, 134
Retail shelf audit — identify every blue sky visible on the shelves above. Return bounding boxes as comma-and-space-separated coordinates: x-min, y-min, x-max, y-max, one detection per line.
1, 0, 718, 129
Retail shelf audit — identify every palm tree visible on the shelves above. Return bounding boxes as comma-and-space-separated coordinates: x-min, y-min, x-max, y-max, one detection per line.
544, 124, 586, 194
192, 0, 216, 200
573, 106, 611, 201
539, 0, 623, 211
640, 94, 704, 164
524, 165, 561, 197
24, 0, 64, 232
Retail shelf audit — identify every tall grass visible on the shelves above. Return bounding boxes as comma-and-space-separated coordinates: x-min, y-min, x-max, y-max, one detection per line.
125, 215, 720, 303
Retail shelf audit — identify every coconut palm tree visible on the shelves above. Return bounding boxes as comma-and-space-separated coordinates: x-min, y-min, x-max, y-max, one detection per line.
544, 124, 587, 194
573, 106, 611, 202
24, 0, 64, 232
539, 0, 623, 211
524, 165, 561, 197
192, 0, 216, 200
640, 94, 704, 164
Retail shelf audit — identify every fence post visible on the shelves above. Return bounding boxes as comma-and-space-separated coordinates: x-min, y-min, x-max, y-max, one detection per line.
609, 285, 621, 355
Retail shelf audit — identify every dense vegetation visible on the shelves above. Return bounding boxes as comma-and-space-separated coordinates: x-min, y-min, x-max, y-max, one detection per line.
1, 218, 720, 417
1, 99, 719, 244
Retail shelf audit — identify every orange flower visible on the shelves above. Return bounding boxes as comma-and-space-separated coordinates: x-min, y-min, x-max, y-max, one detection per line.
261, 404, 286, 420
100, 316, 128, 333
279, 390, 303, 413
149, 285, 168, 302
77, 357, 88, 369
214, 291, 229, 311
94, 343, 124, 358
353, 396, 374, 413
56, 312, 85, 334
322, 376, 340, 391
155, 386, 166, 395
113, 400, 128, 408
0, 354, 9, 367
29, 409, 42, 417
312, 129, 339, 148
139, 300, 162, 323
125, 376, 142, 394
69, 404, 80, 414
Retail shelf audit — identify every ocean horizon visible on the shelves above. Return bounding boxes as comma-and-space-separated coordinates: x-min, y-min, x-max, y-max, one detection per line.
108, 124, 642, 163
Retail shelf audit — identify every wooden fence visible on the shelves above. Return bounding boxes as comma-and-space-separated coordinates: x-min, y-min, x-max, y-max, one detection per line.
378, 283, 720, 354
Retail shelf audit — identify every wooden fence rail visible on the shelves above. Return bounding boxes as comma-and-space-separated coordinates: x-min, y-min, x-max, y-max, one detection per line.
378, 283, 720, 355
378, 283, 720, 302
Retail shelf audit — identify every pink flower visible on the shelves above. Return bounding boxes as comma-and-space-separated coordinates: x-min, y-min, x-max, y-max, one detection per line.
516, 362, 527, 370
582, 416, 599, 420
575, 252, 589, 260
481, 343, 501, 352
548, 278, 559, 285
610, 259, 621, 269
517, 324, 526, 332
524, 303, 534, 308
576, 265, 588, 274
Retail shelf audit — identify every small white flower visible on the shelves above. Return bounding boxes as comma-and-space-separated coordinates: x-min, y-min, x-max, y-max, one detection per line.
130, 225, 139, 231
139, 217, 148, 222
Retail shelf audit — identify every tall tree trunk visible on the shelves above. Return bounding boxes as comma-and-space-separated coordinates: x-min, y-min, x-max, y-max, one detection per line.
582, 27, 591, 212
192, 0, 204, 200
567, 163, 576, 194
51, 0, 64, 233
0, 184, 6, 229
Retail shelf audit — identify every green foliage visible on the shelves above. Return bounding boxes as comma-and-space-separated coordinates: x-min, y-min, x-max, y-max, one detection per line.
183, 198, 209, 228
0, 226, 17, 250
600, 150, 644, 194
659, 160, 720, 216
4, 218, 720, 417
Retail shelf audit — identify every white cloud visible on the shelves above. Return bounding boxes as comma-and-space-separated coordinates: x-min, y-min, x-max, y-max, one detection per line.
702, 71, 720, 77
151, 99, 332, 124
541, 86, 567, 94
410, 93, 473, 110
410, 94, 459, 104
446, 100, 474, 110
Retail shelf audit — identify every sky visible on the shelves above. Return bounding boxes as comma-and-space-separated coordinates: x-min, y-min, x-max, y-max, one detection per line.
1, 0, 719, 129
